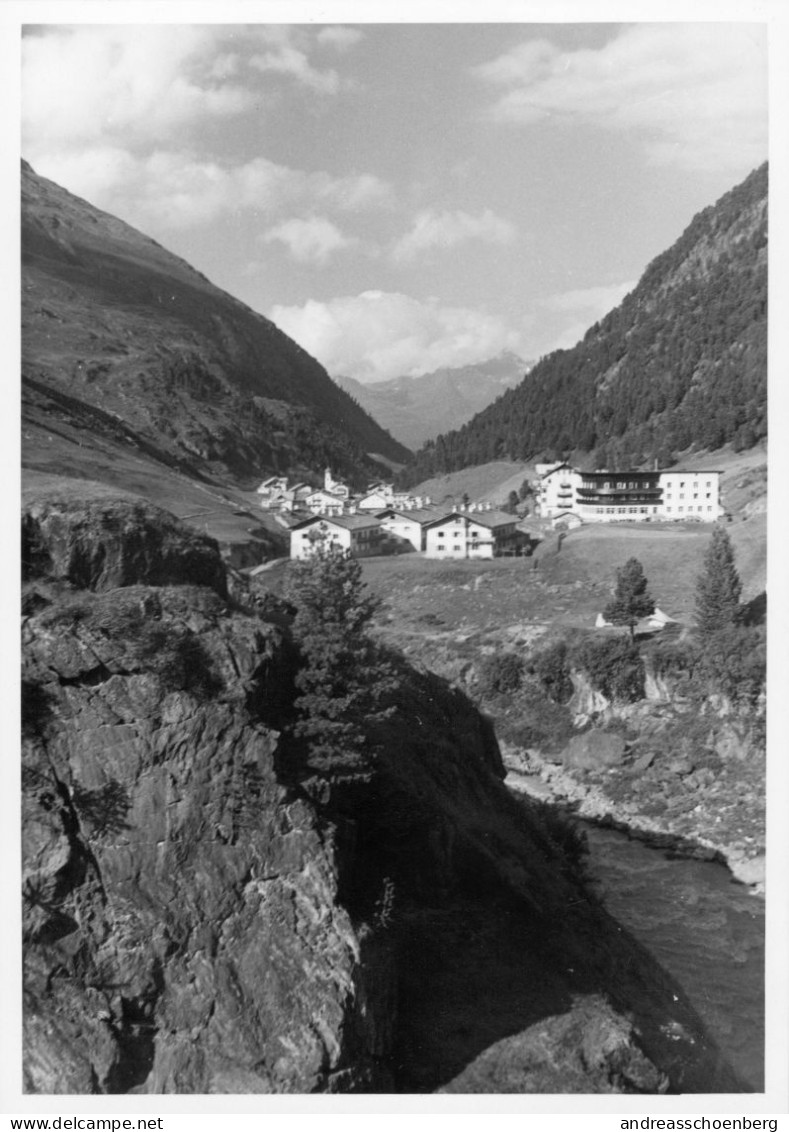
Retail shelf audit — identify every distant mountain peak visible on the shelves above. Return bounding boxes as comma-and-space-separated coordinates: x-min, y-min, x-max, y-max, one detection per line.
335, 353, 532, 449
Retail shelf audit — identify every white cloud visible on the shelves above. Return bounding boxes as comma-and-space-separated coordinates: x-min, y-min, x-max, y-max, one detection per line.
22, 24, 384, 235
391, 208, 516, 264
474, 23, 767, 172
248, 25, 362, 94
30, 148, 392, 233
268, 291, 531, 383
540, 280, 636, 351
22, 26, 252, 152
542, 281, 635, 315
263, 216, 357, 264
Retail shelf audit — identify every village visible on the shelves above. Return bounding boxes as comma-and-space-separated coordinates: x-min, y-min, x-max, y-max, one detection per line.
256, 468, 526, 560
257, 463, 724, 561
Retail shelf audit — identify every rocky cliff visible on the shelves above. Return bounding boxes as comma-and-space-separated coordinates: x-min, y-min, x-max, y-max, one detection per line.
21, 490, 749, 1094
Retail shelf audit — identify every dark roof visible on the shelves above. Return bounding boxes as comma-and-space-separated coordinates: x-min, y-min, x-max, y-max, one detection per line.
471, 510, 519, 529
424, 510, 517, 530
377, 508, 446, 524
291, 514, 382, 532
540, 462, 573, 479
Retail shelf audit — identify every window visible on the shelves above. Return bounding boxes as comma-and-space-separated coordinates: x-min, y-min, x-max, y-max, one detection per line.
679, 506, 684, 512
679, 481, 685, 487
707, 506, 712, 512
693, 482, 699, 489
679, 493, 685, 500
693, 494, 698, 500
438, 530, 445, 538
666, 506, 673, 513
706, 493, 711, 499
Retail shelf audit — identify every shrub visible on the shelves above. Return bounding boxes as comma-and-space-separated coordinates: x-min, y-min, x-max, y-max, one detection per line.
527, 640, 573, 704
572, 636, 645, 703
477, 650, 524, 696
694, 624, 765, 707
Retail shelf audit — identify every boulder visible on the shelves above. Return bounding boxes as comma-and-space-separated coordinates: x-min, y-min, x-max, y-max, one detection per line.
560, 729, 627, 771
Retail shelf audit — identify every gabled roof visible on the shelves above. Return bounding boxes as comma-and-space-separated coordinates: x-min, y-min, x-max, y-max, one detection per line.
470, 510, 519, 529
540, 461, 574, 480
291, 513, 382, 532
376, 507, 445, 524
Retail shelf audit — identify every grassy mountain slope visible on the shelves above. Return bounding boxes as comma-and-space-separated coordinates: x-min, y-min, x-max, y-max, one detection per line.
336, 352, 529, 449
405, 165, 767, 482
21, 160, 410, 494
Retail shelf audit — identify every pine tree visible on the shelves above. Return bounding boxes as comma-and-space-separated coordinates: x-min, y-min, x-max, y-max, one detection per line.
285, 539, 395, 778
694, 525, 742, 637
603, 558, 655, 639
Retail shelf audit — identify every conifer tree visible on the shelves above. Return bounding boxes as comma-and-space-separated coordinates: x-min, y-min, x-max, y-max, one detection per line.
694, 525, 742, 637
603, 558, 655, 639
285, 539, 395, 778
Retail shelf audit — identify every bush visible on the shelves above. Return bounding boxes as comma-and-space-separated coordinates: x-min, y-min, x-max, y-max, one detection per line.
477, 650, 524, 696
694, 624, 765, 707
572, 637, 645, 703
527, 640, 573, 704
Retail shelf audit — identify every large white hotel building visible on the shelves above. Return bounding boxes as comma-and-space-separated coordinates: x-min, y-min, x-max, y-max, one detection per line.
536, 463, 722, 524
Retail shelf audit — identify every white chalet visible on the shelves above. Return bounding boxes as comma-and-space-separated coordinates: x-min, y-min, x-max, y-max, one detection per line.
376, 508, 444, 552
256, 475, 289, 497
356, 489, 393, 511
306, 489, 347, 516
536, 462, 582, 520
290, 514, 383, 560
424, 510, 519, 559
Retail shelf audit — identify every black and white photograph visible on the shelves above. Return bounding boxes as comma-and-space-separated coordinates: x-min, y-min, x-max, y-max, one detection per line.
7, 0, 787, 1118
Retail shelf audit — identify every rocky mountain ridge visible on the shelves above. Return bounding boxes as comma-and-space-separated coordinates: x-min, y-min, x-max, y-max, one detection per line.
21, 485, 747, 1094
335, 352, 529, 450
21, 160, 410, 496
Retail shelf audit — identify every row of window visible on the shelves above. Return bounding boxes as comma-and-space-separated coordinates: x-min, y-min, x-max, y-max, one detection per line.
666, 506, 713, 513
666, 493, 712, 500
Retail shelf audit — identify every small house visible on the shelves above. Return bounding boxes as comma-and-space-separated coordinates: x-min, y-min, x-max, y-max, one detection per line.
376, 507, 445, 552
290, 514, 383, 560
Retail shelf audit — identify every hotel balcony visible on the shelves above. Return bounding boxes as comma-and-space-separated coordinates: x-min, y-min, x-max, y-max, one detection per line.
578, 486, 661, 498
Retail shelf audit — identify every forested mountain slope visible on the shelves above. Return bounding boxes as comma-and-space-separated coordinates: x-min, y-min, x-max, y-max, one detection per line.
405, 164, 767, 482
21, 160, 410, 489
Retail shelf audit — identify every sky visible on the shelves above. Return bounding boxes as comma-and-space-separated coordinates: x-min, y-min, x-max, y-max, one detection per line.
19, 17, 769, 384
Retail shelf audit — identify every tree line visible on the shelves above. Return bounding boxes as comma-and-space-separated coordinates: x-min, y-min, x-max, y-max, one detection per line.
402, 164, 767, 485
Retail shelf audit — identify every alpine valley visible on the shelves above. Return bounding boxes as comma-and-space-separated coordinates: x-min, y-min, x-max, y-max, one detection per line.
20, 160, 767, 1096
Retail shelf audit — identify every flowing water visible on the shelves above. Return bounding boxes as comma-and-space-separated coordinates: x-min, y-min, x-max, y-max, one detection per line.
583, 824, 765, 1091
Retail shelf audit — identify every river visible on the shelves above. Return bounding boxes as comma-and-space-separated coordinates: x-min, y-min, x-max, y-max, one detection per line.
583, 823, 765, 1091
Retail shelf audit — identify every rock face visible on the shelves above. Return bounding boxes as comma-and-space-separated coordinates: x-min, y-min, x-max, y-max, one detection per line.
22, 486, 228, 597
21, 495, 749, 1094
